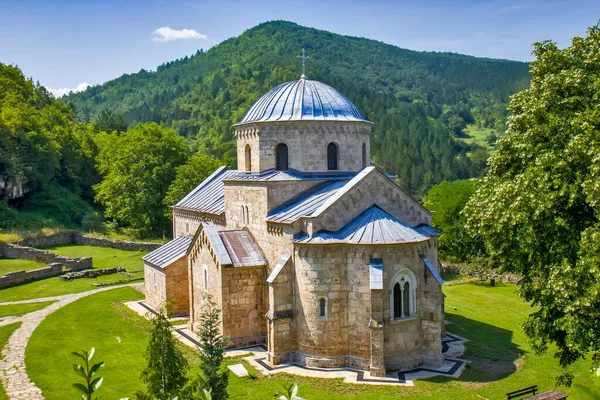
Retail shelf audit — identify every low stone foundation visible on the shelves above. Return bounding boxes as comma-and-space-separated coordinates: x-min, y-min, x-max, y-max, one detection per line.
0, 263, 63, 289
270, 351, 371, 370
59, 267, 127, 281
226, 334, 267, 349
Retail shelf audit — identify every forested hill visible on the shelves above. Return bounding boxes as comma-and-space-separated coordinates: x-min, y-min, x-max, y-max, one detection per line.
64, 20, 530, 193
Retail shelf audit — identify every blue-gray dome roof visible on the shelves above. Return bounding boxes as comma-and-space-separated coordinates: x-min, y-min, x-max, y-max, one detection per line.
235, 78, 371, 125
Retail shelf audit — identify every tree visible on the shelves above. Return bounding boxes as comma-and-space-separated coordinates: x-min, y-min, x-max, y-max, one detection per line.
196, 295, 229, 400
93, 109, 128, 133
136, 306, 188, 400
71, 347, 104, 400
94, 123, 188, 237
463, 22, 600, 385
424, 179, 483, 261
163, 152, 222, 213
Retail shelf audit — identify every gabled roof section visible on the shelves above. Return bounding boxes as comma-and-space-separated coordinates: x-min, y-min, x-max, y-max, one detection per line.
219, 230, 266, 267
142, 235, 192, 268
174, 166, 238, 214
266, 180, 349, 223
294, 206, 430, 245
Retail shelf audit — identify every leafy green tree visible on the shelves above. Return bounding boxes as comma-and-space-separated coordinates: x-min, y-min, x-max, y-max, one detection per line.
196, 295, 229, 400
464, 22, 600, 385
71, 347, 104, 400
136, 306, 188, 400
164, 152, 222, 212
94, 123, 188, 237
424, 179, 483, 260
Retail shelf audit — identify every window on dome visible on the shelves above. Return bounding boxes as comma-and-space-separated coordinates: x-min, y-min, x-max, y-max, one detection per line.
327, 142, 338, 170
245, 144, 251, 172
275, 143, 288, 171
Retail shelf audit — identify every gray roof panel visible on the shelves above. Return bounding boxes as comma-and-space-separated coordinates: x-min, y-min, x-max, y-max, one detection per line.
413, 224, 442, 237
421, 254, 444, 285
142, 235, 192, 268
202, 222, 232, 266
174, 167, 238, 214
267, 253, 291, 283
294, 206, 430, 245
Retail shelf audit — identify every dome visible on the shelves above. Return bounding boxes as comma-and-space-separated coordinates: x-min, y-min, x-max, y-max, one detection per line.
235, 78, 371, 125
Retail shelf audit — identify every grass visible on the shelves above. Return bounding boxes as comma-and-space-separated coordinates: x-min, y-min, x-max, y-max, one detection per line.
457, 124, 499, 153
0, 322, 22, 400
24, 281, 600, 400
0, 258, 48, 275
0, 245, 147, 302
0, 301, 55, 318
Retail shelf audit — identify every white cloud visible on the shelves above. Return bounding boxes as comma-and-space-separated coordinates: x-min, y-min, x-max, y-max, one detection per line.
47, 82, 91, 97
152, 27, 207, 43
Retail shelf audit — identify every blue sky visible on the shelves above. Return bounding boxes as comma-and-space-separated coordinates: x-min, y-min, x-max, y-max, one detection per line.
1, 0, 598, 95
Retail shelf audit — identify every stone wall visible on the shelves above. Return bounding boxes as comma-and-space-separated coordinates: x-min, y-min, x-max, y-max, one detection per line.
285, 239, 443, 372
15, 233, 161, 252
222, 265, 267, 348
144, 258, 189, 316
3, 244, 91, 271
0, 263, 63, 289
235, 120, 372, 173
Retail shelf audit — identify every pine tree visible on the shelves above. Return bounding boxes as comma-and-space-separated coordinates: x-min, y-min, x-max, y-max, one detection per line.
197, 295, 229, 400
137, 306, 188, 400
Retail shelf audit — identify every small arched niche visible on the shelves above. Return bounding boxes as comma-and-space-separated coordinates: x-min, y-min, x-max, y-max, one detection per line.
244, 144, 252, 172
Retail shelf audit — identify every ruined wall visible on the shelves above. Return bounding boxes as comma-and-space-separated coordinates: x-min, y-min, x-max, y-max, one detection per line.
222, 266, 267, 347
15, 233, 160, 252
0, 263, 63, 289
3, 244, 91, 271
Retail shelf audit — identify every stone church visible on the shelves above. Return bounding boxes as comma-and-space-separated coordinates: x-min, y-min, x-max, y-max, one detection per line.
143, 72, 445, 376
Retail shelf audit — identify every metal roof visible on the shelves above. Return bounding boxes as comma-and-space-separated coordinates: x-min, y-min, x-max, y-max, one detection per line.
219, 230, 266, 268
142, 235, 192, 268
226, 169, 358, 182
413, 224, 442, 237
266, 180, 349, 223
294, 206, 430, 245
174, 167, 238, 214
203, 222, 232, 266
421, 255, 445, 285
267, 253, 291, 283
235, 78, 371, 126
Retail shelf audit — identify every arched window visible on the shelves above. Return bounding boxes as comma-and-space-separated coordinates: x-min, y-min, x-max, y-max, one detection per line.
275, 143, 288, 171
327, 142, 338, 170
390, 270, 417, 320
362, 143, 367, 168
317, 296, 328, 320
203, 264, 208, 292
244, 144, 251, 172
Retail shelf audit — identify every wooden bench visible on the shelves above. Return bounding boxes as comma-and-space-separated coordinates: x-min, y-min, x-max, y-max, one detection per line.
507, 385, 538, 399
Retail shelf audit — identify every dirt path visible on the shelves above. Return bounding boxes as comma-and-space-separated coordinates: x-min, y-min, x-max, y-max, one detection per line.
0, 283, 143, 400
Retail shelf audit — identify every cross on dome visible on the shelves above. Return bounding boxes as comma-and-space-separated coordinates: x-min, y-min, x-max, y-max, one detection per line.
297, 48, 310, 79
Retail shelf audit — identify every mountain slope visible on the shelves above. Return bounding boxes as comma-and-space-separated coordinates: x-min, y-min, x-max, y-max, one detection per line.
64, 20, 530, 193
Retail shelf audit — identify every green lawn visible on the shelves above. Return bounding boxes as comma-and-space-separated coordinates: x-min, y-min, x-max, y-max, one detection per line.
0, 322, 22, 400
0, 245, 147, 302
25, 282, 600, 400
0, 258, 48, 275
0, 301, 55, 318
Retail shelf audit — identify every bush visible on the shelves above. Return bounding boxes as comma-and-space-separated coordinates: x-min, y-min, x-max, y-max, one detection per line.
81, 212, 105, 233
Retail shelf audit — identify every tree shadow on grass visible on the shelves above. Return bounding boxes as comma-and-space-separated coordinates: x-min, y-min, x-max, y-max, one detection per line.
445, 313, 527, 383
